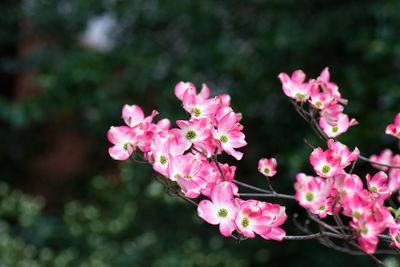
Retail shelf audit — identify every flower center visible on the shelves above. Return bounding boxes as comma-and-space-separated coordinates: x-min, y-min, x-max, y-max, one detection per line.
353, 211, 361, 219
362, 227, 368, 235
218, 209, 228, 217
123, 142, 133, 150
318, 204, 326, 211
295, 93, 306, 101
186, 175, 192, 180
193, 108, 201, 117
263, 168, 270, 174
241, 217, 249, 227
220, 135, 228, 143
371, 186, 377, 192
306, 192, 314, 201
186, 130, 197, 140
315, 101, 322, 107
322, 165, 331, 174
332, 126, 338, 133
160, 155, 167, 165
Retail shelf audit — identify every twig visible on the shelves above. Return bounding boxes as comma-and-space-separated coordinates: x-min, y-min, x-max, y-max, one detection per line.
191, 146, 209, 159
239, 192, 295, 200
265, 177, 275, 192
212, 148, 226, 181
359, 155, 400, 169
284, 232, 350, 241
349, 158, 357, 174
303, 138, 316, 150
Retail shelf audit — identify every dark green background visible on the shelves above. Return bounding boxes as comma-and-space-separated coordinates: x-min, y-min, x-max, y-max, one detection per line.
1, 0, 400, 266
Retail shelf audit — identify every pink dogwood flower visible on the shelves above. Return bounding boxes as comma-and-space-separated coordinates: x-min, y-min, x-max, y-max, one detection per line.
173, 118, 212, 152
294, 173, 331, 215
197, 182, 239, 237
167, 153, 207, 198
258, 158, 277, 177
182, 86, 219, 120
319, 113, 358, 138
308, 82, 332, 110
341, 189, 372, 221
327, 139, 359, 168
385, 113, 400, 139
107, 126, 137, 160
310, 147, 342, 178
235, 200, 272, 238
257, 202, 287, 240
366, 171, 390, 198
212, 111, 247, 160
278, 70, 311, 102
351, 214, 386, 254
317, 67, 347, 104
320, 103, 344, 126
389, 223, 400, 249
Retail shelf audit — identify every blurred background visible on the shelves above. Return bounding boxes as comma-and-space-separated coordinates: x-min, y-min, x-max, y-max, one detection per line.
1, 0, 400, 266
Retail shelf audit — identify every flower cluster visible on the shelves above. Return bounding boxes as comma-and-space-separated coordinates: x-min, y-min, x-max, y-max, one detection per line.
281, 68, 400, 254
107, 82, 287, 240
107, 68, 400, 261
279, 68, 358, 138
294, 140, 400, 253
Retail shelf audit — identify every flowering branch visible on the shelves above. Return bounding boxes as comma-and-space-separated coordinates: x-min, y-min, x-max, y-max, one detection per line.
106, 69, 400, 266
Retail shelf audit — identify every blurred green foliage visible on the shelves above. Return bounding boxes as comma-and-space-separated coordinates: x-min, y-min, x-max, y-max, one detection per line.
1, 0, 400, 266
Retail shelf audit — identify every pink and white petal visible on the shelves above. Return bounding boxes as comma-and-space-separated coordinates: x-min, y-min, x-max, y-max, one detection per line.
219, 94, 231, 107
175, 81, 196, 100
395, 113, 400, 126
218, 112, 237, 132
278, 73, 290, 84
252, 216, 273, 236
197, 200, 219, 225
291, 70, 306, 83
211, 182, 234, 204
122, 104, 144, 127
319, 67, 330, 83
107, 126, 132, 145
109, 146, 131, 160
219, 219, 236, 237
198, 83, 210, 100
224, 146, 243, 160
157, 119, 171, 130
182, 89, 197, 112
261, 227, 286, 241
310, 147, 324, 167
227, 131, 247, 148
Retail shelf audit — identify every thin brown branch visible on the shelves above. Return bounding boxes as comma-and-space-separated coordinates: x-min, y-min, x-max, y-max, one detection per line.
359, 155, 400, 169
233, 180, 295, 200
239, 192, 295, 200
